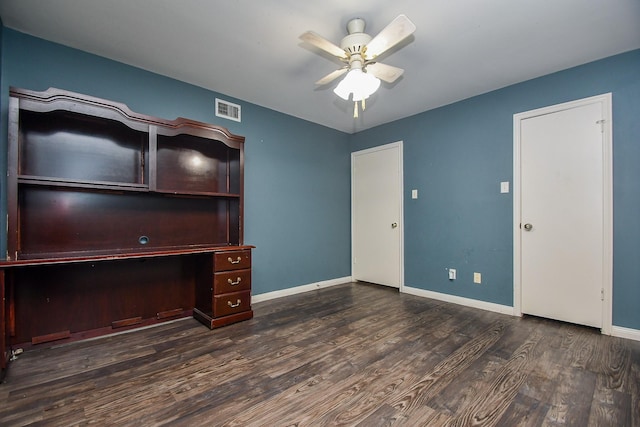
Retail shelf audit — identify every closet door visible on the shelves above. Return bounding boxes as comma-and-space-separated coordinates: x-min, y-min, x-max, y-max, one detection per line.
514, 94, 612, 330
352, 142, 403, 288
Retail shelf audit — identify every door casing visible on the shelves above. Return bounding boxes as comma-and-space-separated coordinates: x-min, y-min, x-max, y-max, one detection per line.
513, 93, 613, 334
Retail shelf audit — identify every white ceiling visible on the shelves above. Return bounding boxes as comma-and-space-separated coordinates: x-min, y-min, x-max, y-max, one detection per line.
1, 0, 639, 134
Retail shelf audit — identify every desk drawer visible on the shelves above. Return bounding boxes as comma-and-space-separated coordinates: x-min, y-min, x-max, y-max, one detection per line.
214, 250, 251, 271
213, 290, 251, 317
214, 269, 251, 294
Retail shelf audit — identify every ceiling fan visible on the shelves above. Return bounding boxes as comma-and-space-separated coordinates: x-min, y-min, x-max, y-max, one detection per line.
300, 15, 416, 117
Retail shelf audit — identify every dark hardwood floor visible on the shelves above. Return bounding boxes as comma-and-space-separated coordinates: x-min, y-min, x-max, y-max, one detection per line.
1, 282, 639, 426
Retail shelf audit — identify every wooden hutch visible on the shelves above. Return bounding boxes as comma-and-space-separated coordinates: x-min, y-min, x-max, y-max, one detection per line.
0, 88, 253, 378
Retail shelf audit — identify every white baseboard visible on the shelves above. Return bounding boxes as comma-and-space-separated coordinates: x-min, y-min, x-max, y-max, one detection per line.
611, 325, 640, 342
401, 285, 517, 316
252, 276, 352, 304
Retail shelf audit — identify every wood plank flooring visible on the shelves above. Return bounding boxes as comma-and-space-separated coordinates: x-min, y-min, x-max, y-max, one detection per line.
1, 282, 639, 426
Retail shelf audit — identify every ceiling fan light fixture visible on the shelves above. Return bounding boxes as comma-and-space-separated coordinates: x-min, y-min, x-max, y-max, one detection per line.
333, 68, 381, 101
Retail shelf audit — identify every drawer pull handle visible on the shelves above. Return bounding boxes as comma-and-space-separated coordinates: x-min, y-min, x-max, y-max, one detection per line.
228, 256, 242, 264
228, 299, 241, 308
228, 277, 242, 286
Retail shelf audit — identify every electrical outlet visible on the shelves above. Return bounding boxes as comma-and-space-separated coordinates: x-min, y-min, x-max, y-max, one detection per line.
448, 268, 456, 280
474, 272, 482, 284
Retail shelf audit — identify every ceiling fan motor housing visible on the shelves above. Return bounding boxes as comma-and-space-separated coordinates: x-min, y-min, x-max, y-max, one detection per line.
341, 18, 372, 58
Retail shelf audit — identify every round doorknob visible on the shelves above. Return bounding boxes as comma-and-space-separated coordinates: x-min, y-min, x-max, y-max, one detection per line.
523, 223, 533, 231
391, 222, 398, 228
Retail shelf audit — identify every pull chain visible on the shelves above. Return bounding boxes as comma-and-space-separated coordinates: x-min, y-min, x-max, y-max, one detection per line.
353, 99, 368, 119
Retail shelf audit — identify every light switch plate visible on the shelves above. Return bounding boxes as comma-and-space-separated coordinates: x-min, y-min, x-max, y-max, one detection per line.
411, 189, 418, 199
500, 181, 509, 193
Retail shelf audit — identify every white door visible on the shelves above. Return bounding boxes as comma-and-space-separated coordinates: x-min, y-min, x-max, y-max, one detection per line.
514, 95, 612, 330
352, 142, 403, 288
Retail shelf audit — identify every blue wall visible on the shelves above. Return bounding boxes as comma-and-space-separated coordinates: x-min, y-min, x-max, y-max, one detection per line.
351, 49, 640, 330
0, 19, 3, 98
1, 28, 639, 330
0, 29, 352, 295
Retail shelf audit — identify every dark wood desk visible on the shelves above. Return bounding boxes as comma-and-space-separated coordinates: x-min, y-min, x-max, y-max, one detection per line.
1, 88, 252, 380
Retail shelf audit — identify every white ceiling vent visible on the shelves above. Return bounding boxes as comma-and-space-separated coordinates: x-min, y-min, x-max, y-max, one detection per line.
215, 98, 241, 122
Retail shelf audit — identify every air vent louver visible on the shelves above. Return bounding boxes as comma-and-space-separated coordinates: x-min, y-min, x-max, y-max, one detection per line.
215, 98, 241, 122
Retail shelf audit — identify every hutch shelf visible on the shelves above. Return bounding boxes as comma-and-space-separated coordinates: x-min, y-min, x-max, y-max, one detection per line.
0, 87, 253, 379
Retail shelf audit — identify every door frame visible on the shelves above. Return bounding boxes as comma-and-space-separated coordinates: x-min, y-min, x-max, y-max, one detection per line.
351, 141, 404, 291
513, 93, 612, 334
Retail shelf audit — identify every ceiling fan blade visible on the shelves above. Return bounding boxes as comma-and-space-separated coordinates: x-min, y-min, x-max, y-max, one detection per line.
300, 31, 348, 60
315, 68, 348, 85
366, 62, 404, 83
365, 14, 416, 59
